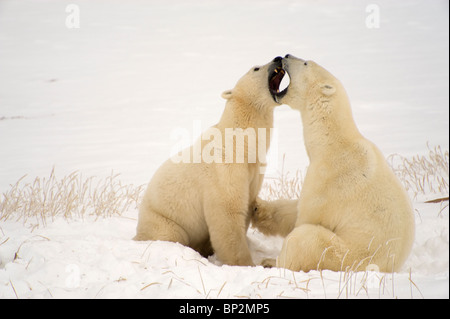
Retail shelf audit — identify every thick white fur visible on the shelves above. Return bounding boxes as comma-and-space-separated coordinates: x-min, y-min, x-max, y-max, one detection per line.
134, 60, 280, 266
252, 56, 415, 272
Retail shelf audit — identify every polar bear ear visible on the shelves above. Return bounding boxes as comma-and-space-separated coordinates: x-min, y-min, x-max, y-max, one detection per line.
321, 84, 336, 96
221, 89, 233, 100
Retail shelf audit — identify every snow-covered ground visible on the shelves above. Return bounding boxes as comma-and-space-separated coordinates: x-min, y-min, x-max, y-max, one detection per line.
0, 202, 448, 299
0, 0, 448, 299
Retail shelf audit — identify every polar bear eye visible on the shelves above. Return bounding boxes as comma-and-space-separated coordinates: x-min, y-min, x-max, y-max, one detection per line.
254, 67, 260, 72
304, 62, 308, 66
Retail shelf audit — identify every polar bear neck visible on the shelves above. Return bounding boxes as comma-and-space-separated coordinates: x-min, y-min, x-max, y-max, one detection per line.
214, 99, 275, 164
301, 91, 363, 162
218, 99, 274, 131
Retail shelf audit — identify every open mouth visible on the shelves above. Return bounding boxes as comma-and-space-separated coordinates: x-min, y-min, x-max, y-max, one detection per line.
269, 67, 290, 103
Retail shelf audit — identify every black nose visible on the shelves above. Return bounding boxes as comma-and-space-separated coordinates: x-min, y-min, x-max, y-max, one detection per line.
272, 56, 282, 62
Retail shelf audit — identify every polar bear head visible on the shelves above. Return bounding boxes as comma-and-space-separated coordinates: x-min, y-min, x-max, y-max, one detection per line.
221, 56, 289, 108
279, 54, 343, 110
279, 54, 362, 153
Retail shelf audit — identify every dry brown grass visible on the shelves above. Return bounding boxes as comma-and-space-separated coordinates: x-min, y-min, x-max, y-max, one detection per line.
260, 144, 449, 203
1, 145, 447, 228
387, 144, 449, 201
260, 155, 304, 201
0, 168, 145, 226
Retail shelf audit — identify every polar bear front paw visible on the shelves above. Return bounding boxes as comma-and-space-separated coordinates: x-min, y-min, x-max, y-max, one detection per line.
261, 258, 277, 268
250, 198, 273, 231
251, 198, 298, 237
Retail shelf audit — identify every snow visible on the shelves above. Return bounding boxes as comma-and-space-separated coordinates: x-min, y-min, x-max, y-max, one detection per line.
0, 203, 448, 299
0, 0, 448, 299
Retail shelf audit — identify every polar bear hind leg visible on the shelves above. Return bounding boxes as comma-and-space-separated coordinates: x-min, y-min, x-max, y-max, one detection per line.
133, 208, 189, 247
276, 224, 356, 272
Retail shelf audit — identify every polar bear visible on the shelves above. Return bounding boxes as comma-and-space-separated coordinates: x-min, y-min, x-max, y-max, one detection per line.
251, 55, 415, 272
134, 57, 288, 266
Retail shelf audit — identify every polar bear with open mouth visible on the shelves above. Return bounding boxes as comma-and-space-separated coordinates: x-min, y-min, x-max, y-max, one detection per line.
252, 55, 415, 272
135, 57, 289, 266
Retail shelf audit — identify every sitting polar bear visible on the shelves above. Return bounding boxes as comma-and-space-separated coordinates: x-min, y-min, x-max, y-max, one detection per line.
135, 57, 289, 266
252, 55, 415, 272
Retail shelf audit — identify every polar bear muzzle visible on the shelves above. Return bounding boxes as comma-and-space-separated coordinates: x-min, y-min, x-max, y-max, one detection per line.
269, 59, 289, 103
